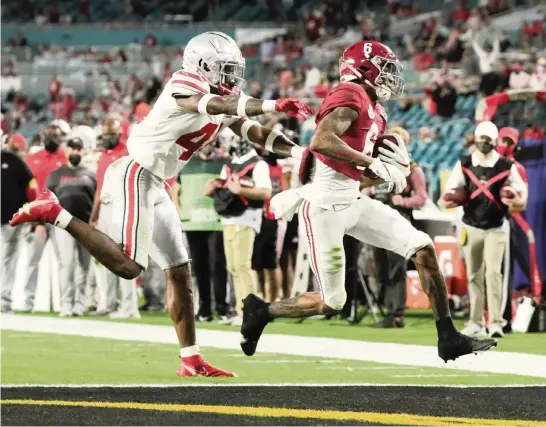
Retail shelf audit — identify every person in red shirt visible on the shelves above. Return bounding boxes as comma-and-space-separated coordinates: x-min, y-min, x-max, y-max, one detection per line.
20, 120, 69, 311
89, 117, 128, 227
49, 74, 62, 102
49, 91, 78, 122
88, 117, 138, 317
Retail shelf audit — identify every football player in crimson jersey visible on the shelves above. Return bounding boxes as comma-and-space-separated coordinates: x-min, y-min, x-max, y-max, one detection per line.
10, 31, 312, 377
239, 40, 498, 363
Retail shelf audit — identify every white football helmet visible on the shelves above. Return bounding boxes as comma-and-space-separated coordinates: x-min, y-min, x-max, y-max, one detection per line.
182, 31, 245, 95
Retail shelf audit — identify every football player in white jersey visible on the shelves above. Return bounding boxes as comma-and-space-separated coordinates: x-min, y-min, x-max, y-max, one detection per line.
10, 31, 311, 377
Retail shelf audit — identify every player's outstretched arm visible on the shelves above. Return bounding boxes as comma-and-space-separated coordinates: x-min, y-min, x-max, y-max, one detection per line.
176, 94, 313, 121
229, 118, 304, 159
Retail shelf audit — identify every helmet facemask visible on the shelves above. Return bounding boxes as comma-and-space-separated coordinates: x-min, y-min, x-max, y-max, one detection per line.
370, 56, 405, 102
206, 59, 245, 96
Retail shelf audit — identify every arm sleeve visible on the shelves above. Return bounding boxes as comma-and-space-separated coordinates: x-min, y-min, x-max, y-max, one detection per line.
400, 166, 428, 209
444, 161, 465, 192
507, 163, 528, 203
252, 161, 273, 190
316, 83, 364, 121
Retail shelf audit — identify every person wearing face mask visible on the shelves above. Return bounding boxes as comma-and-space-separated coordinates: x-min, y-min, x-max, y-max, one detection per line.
88, 117, 138, 318
440, 121, 528, 338
19, 120, 69, 311
45, 137, 97, 316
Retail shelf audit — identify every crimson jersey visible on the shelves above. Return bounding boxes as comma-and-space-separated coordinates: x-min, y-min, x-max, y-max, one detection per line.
313, 82, 387, 180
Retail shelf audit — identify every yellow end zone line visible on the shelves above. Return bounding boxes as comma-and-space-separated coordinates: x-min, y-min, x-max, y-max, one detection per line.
2, 399, 544, 426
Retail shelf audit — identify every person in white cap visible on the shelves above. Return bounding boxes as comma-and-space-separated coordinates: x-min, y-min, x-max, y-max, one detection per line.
440, 121, 528, 338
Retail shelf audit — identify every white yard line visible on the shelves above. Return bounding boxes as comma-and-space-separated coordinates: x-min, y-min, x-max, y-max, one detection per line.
3, 383, 546, 388
2, 314, 546, 378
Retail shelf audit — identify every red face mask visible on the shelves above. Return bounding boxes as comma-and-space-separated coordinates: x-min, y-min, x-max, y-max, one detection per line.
496, 144, 515, 158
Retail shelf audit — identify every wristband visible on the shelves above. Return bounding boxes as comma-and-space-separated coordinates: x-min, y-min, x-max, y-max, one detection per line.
290, 145, 304, 159
197, 94, 216, 115
241, 119, 259, 141
236, 95, 251, 117
265, 129, 282, 152
262, 99, 276, 113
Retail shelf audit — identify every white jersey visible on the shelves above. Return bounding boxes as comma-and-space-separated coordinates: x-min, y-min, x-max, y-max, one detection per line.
127, 70, 239, 179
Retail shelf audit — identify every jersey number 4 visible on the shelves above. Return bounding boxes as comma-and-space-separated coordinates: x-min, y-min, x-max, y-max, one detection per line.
175, 123, 220, 161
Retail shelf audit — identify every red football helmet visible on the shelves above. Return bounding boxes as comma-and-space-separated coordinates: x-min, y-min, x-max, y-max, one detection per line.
339, 40, 404, 102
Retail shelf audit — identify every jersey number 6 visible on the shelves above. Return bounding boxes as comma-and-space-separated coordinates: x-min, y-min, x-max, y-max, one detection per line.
175, 123, 220, 161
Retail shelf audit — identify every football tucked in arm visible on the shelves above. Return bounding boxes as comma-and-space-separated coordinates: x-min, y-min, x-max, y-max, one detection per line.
443, 187, 468, 206
500, 185, 516, 200
362, 134, 397, 178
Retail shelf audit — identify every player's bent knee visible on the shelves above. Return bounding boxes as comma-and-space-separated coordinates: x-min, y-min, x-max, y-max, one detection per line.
407, 231, 433, 259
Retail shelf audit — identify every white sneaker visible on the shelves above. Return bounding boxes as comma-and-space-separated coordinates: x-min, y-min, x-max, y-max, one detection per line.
461, 322, 486, 337
59, 309, 72, 317
488, 323, 504, 338
218, 315, 235, 325
231, 315, 243, 327
108, 310, 141, 319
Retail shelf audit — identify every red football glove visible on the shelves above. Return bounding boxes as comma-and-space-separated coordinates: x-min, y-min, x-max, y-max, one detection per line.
274, 98, 314, 121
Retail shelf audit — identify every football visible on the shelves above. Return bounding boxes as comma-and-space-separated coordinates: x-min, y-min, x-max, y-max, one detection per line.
372, 134, 398, 158
363, 134, 398, 178
443, 187, 467, 205
500, 185, 516, 200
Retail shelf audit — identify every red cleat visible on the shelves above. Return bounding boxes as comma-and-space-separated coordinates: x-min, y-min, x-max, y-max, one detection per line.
176, 355, 237, 377
9, 189, 63, 227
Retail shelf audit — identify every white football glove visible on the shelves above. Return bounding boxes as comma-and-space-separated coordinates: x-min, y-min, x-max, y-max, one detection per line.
367, 158, 407, 194
378, 134, 411, 177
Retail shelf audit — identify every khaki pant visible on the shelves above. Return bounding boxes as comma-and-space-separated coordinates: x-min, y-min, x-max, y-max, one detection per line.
462, 225, 506, 327
223, 225, 258, 314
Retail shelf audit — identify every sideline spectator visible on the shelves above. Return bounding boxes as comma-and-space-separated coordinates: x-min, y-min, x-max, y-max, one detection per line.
509, 63, 530, 89
432, 80, 458, 119
472, 34, 500, 96
1, 148, 38, 312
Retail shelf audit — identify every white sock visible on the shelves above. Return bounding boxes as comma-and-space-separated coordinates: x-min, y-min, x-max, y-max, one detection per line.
54, 209, 73, 230
180, 345, 200, 358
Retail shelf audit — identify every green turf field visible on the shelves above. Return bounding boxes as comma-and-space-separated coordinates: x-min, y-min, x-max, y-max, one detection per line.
15, 310, 546, 355
2, 330, 545, 386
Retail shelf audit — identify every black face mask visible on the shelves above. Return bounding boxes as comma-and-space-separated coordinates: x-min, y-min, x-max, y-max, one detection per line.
102, 136, 120, 150
68, 154, 82, 167
44, 136, 60, 153
476, 140, 495, 154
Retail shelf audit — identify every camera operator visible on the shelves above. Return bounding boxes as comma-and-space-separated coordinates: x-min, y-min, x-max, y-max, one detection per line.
369, 127, 427, 328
